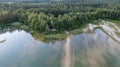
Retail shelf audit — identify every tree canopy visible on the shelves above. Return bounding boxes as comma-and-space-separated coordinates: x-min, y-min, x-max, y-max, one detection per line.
0, 2, 120, 34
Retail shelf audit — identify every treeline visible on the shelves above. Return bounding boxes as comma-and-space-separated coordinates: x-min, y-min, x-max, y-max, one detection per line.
0, 2, 120, 33
15, 9, 120, 33
0, 2, 120, 16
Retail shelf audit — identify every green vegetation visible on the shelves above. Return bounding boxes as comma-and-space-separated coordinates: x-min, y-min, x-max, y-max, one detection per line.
0, 2, 120, 39
46, 33, 66, 40
106, 19, 120, 26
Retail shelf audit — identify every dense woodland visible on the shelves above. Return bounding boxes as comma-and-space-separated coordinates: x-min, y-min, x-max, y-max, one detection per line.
0, 2, 120, 34
0, 0, 120, 2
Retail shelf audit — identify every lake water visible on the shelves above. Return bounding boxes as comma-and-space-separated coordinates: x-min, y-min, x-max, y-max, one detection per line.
0, 23, 120, 67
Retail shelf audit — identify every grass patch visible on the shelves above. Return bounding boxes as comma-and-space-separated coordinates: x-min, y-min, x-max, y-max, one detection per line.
115, 32, 120, 37
11, 22, 22, 27
20, 25, 29, 31
105, 19, 120, 27
46, 33, 66, 40
32, 33, 47, 41
91, 19, 102, 25
70, 26, 84, 34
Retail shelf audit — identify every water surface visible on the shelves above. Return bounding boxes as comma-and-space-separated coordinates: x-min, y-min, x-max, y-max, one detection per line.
0, 22, 120, 67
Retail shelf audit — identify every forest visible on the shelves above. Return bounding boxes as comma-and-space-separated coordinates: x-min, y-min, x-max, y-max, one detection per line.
0, 2, 120, 34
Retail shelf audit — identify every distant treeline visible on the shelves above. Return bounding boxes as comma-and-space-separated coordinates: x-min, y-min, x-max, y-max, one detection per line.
0, 0, 120, 3
0, 2, 120, 33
